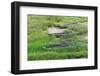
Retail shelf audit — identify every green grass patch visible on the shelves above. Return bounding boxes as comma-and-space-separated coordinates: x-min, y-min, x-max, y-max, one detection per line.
27, 15, 88, 61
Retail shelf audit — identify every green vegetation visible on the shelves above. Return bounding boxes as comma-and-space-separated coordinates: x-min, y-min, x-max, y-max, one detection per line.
28, 15, 88, 61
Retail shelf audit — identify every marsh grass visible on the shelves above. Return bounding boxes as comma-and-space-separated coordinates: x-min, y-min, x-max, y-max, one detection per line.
28, 15, 88, 61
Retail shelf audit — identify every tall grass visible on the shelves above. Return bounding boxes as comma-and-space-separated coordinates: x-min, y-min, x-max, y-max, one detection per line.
28, 15, 88, 61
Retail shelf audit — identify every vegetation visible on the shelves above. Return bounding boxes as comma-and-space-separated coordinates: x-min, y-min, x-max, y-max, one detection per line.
28, 15, 88, 61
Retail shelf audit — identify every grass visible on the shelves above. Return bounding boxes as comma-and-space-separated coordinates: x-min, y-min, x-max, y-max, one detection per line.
27, 15, 88, 61
28, 51, 87, 60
